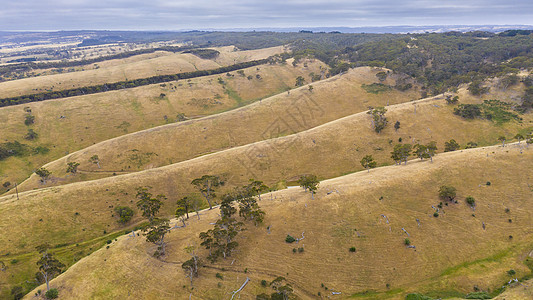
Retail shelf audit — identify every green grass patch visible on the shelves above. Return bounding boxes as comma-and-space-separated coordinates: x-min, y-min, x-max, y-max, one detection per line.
440, 247, 512, 276
361, 83, 392, 94
224, 86, 244, 106
350, 288, 403, 298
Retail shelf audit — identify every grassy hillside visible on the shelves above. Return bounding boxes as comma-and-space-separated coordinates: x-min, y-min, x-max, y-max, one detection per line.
13, 67, 420, 191
23, 144, 533, 299
0, 81, 530, 297
0, 46, 285, 98
0, 59, 324, 193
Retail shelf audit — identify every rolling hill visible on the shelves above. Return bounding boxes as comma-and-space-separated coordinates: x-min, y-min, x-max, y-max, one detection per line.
12, 66, 420, 192
22, 143, 533, 299
0, 58, 324, 193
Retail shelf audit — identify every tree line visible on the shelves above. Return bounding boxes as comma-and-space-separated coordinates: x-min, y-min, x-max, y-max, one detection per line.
0, 58, 269, 108
0, 45, 203, 76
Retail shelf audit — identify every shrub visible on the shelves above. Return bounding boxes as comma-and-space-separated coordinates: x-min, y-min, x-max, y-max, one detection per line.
404, 238, 411, 246
24, 114, 35, 125
439, 185, 457, 201
349, 247, 356, 252
45, 288, 59, 299
114, 206, 134, 224
486, 181, 491, 186
298, 247, 304, 253
216, 273, 223, 279
433, 212, 439, 217
285, 235, 296, 243
465, 196, 476, 207
261, 279, 268, 287
507, 269, 516, 276
444, 139, 461, 152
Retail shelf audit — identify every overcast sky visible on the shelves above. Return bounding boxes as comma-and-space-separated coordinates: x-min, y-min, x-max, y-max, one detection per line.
1, 0, 532, 31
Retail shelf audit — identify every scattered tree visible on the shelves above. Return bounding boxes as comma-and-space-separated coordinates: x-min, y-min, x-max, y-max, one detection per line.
191, 175, 224, 210
114, 206, 134, 224
376, 71, 387, 81
295, 76, 305, 86
175, 200, 188, 227
465, 196, 476, 208
498, 135, 506, 147
514, 133, 524, 144
35, 167, 51, 184
297, 174, 319, 199
135, 186, 165, 223
182, 246, 201, 287
465, 141, 478, 149
368, 106, 388, 133
413, 144, 429, 160
24, 129, 38, 140
24, 114, 35, 126
391, 143, 412, 165
445, 95, 459, 104
35, 244, 64, 292
270, 276, 293, 300
143, 218, 170, 258
444, 139, 460, 152
89, 154, 100, 168
66, 162, 80, 174
425, 141, 438, 162
199, 195, 244, 262
360, 155, 377, 172
394, 121, 400, 131
308, 85, 314, 92
439, 185, 457, 202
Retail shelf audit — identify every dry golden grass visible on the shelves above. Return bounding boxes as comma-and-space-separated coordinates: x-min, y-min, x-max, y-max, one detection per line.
0, 59, 324, 192
2, 82, 530, 255
13, 66, 420, 191
0, 83, 529, 299
0, 46, 285, 98
23, 144, 533, 299
492, 278, 533, 299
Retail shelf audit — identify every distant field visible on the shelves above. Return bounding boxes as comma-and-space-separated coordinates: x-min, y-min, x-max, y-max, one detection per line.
0, 45, 285, 98
13, 66, 420, 191
0, 59, 324, 193
21, 144, 533, 299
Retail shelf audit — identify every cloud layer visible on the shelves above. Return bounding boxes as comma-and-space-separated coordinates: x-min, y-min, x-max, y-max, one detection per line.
1, 0, 532, 30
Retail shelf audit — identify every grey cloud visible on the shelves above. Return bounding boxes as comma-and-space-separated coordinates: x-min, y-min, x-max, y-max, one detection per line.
0, 0, 532, 30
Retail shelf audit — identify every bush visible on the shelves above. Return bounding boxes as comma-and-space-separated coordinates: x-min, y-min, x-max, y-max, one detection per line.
466, 196, 476, 207
404, 238, 411, 246
439, 185, 457, 201
285, 235, 296, 243
507, 269, 516, 276
216, 273, 223, 279
45, 288, 59, 299
433, 212, 439, 217
261, 279, 268, 287
486, 181, 491, 186
114, 206, 134, 224
349, 247, 356, 252
24, 115, 35, 126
